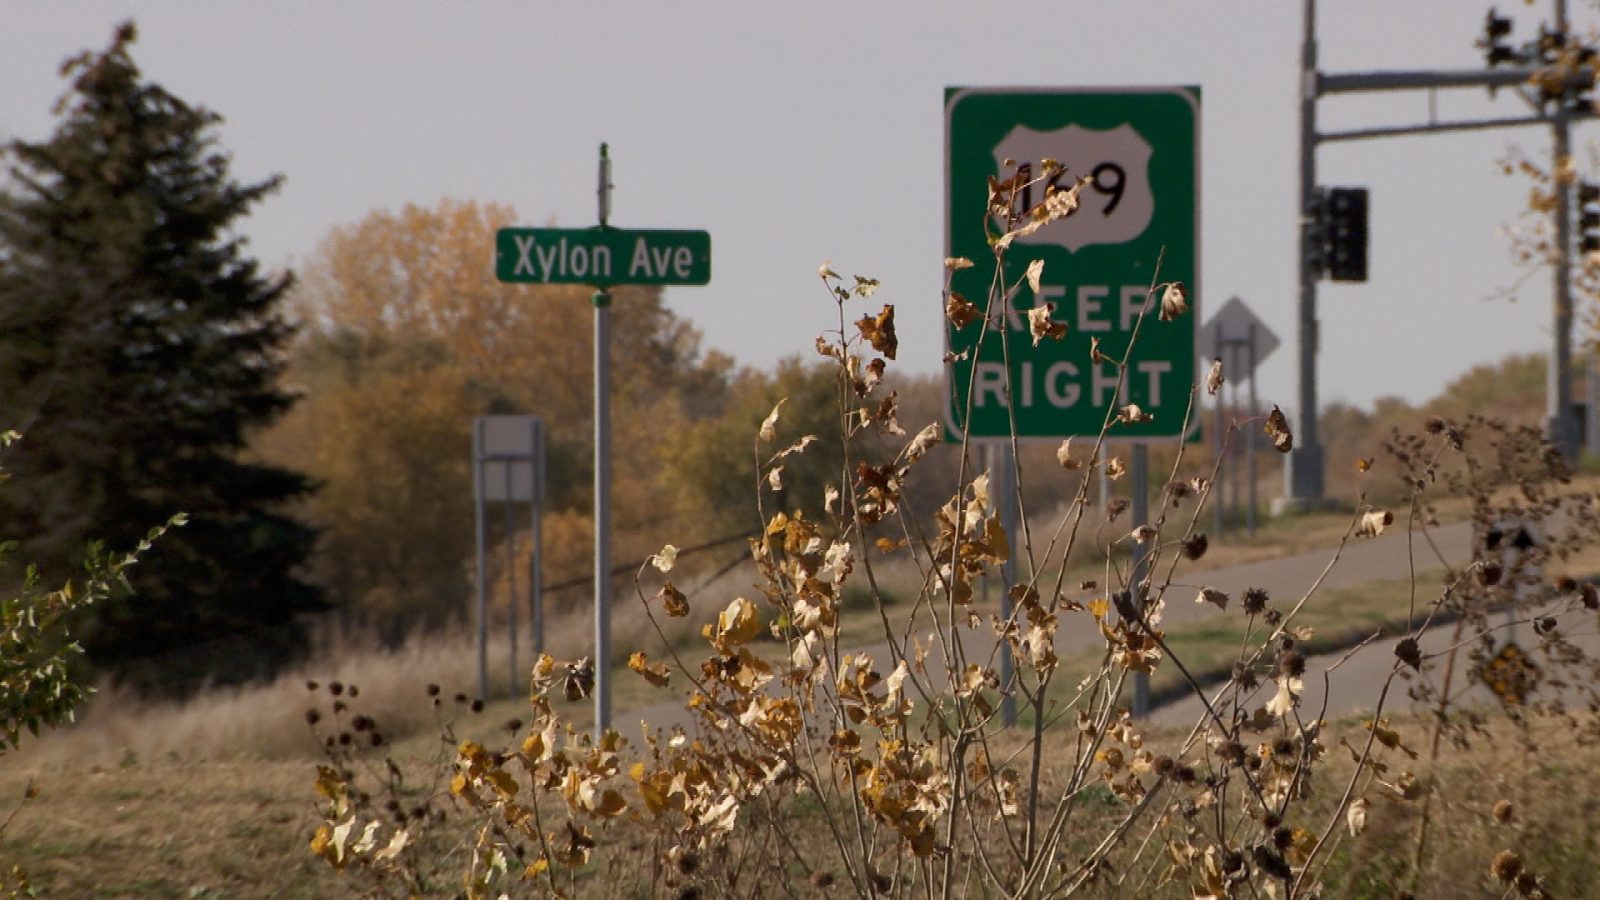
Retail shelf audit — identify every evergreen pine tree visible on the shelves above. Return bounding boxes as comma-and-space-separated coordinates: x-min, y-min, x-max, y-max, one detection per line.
0, 22, 322, 690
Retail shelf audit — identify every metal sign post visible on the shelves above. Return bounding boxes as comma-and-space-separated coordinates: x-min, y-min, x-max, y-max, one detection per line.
495, 144, 711, 736
1200, 297, 1279, 539
472, 415, 545, 701
593, 145, 614, 735
1129, 444, 1150, 715
1245, 324, 1259, 536
986, 443, 1019, 727
1211, 320, 1226, 539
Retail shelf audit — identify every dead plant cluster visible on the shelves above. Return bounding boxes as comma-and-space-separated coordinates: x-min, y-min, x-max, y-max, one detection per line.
305, 164, 1600, 899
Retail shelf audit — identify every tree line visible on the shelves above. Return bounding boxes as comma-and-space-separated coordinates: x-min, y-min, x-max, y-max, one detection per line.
0, 24, 979, 691
2, 24, 1551, 693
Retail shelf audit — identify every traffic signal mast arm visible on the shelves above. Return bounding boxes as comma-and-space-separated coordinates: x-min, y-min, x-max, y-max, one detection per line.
1315, 66, 1600, 144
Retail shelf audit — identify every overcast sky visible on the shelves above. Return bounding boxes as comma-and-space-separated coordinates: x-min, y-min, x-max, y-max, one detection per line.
5, 1, 1592, 415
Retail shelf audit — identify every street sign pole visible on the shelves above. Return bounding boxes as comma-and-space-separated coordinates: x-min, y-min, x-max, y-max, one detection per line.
496, 145, 710, 737
593, 143, 614, 735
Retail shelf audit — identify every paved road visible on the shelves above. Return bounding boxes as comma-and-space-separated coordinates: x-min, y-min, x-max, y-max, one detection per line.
1149, 598, 1600, 730
613, 519, 1480, 736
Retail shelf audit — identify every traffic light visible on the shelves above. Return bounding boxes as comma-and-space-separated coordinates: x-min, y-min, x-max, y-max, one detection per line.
1572, 48, 1599, 113
1483, 8, 1516, 66
1578, 182, 1600, 255
1325, 187, 1369, 283
1538, 25, 1566, 64
1304, 189, 1327, 275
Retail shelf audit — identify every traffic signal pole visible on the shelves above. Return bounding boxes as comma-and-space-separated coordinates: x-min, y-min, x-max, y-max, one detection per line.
1287, 0, 1323, 508
1286, 0, 1594, 510
1551, 0, 1578, 464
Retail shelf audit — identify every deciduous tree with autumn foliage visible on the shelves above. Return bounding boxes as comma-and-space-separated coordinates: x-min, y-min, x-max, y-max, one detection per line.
264, 199, 743, 634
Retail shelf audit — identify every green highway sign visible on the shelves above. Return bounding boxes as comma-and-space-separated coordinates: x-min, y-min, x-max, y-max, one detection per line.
944, 87, 1199, 440
495, 227, 711, 286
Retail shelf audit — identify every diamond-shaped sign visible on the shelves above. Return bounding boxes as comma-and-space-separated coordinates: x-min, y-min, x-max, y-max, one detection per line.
1198, 296, 1279, 381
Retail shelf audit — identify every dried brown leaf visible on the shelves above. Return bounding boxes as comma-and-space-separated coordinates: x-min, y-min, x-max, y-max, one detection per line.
649, 544, 678, 573
1265, 405, 1293, 453
628, 652, 671, 687
1344, 798, 1369, 838
564, 658, 595, 701
1117, 403, 1153, 424
1158, 282, 1188, 320
1027, 304, 1066, 347
1356, 507, 1394, 538
759, 398, 786, 442
1056, 438, 1081, 469
770, 434, 818, 463
654, 583, 689, 617
945, 292, 980, 329
904, 422, 940, 462
856, 304, 898, 359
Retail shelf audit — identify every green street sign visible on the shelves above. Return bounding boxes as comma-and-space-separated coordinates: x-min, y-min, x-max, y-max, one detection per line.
944, 87, 1199, 440
495, 227, 711, 286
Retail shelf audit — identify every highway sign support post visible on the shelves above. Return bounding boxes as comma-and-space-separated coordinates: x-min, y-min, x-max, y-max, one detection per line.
945, 87, 1200, 720
1200, 297, 1279, 539
496, 143, 710, 736
1246, 324, 1259, 536
986, 443, 1020, 727
1128, 443, 1150, 715
472, 415, 545, 701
